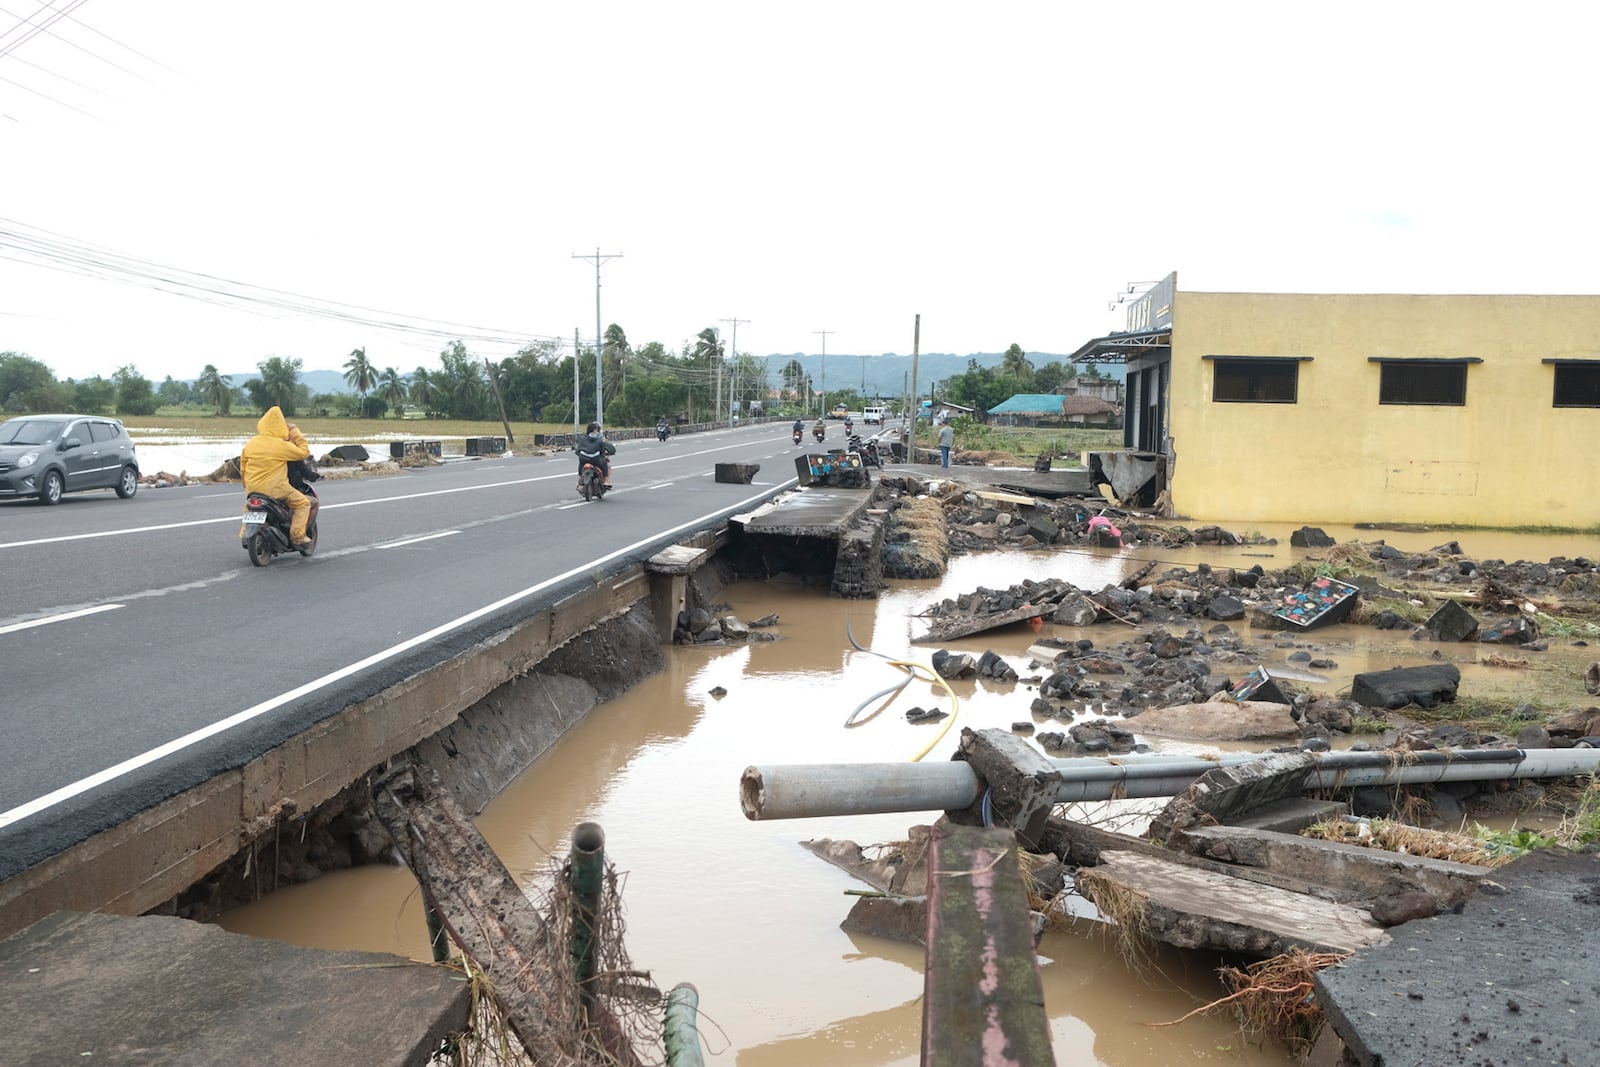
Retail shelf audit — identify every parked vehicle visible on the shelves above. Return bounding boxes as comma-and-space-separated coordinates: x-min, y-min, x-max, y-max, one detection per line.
0, 414, 140, 505
848, 433, 883, 469
241, 459, 320, 566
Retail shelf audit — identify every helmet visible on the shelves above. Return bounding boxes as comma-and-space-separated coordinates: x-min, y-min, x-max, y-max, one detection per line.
586, 422, 601, 433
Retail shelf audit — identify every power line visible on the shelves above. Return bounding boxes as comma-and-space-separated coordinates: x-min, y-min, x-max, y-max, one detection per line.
0, 217, 560, 353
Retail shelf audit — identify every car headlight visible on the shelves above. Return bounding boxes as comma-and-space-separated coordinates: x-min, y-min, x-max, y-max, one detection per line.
16, 450, 39, 468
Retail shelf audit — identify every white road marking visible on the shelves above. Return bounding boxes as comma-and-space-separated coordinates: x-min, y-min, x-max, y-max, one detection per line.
0, 477, 799, 832
377, 530, 461, 549
0, 604, 123, 636
0, 432, 772, 551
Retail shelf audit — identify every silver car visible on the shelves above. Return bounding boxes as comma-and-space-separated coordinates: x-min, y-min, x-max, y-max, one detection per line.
0, 414, 140, 504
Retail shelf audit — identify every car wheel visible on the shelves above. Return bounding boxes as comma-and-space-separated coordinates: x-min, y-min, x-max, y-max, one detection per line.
246, 530, 273, 567
115, 466, 139, 499
39, 469, 64, 505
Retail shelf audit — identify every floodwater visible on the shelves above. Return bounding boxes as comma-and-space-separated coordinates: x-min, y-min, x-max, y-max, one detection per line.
220, 526, 1600, 1065
127, 429, 482, 475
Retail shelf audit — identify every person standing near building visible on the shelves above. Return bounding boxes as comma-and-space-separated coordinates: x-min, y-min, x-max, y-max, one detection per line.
938, 420, 953, 468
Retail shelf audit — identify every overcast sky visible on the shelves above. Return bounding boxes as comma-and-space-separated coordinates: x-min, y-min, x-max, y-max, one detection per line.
3, 2, 1596, 385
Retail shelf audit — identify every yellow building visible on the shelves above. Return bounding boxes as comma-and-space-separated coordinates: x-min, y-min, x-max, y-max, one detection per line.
1070, 273, 1600, 529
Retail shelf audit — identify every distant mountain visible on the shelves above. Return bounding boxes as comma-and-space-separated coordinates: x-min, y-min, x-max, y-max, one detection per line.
210, 354, 1122, 401
749, 351, 1122, 400
216, 369, 352, 395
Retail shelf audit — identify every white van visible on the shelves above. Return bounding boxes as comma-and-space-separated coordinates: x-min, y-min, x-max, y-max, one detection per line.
863, 405, 886, 425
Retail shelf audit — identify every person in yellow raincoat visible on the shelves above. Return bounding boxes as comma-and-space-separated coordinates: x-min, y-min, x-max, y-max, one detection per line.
240, 406, 313, 546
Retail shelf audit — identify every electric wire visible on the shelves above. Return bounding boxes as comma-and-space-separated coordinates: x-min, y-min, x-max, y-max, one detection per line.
844, 617, 960, 762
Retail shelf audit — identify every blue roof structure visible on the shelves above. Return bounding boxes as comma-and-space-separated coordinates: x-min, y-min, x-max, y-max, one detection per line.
987, 393, 1065, 415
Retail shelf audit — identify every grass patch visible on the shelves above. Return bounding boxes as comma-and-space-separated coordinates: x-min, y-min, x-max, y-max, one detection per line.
1304, 817, 1512, 867
1348, 594, 1436, 625
1393, 693, 1548, 735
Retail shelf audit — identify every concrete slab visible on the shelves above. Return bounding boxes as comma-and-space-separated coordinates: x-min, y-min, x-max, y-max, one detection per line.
1180, 824, 1489, 909
1315, 848, 1600, 1067
645, 544, 710, 575
739, 486, 875, 538
1224, 797, 1348, 834
886, 463, 1094, 498
1081, 849, 1390, 955
0, 911, 468, 1067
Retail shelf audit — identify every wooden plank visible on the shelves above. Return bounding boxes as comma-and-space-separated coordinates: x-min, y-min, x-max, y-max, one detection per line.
1082, 850, 1389, 956
372, 759, 640, 1067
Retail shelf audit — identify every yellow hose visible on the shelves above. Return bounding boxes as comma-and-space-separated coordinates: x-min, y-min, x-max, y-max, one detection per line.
845, 619, 961, 761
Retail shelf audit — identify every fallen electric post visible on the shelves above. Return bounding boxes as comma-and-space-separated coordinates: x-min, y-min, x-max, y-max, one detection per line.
741, 746, 1600, 820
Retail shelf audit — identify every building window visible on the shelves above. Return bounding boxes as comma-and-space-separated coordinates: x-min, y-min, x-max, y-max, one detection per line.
1211, 358, 1299, 403
1378, 362, 1467, 406
1553, 363, 1600, 407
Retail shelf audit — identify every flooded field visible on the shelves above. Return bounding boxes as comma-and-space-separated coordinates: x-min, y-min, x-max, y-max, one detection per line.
221, 526, 1599, 1065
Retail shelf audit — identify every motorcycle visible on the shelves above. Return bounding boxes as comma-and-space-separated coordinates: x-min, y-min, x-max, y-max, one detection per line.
847, 433, 883, 469
241, 459, 320, 566
812, 424, 826, 443
656, 422, 670, 442
792, 426, 804, 446
576, 451, 609, 502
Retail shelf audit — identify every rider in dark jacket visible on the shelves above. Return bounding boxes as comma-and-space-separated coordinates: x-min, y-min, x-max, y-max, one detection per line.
575, 422, 616, 488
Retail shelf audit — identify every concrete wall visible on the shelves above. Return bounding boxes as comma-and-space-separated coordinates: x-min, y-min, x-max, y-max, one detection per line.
1168, 291, 1600, 528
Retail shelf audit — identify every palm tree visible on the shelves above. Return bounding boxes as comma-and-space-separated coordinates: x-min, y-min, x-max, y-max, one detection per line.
409, 366, 441, 415
1001, 343, 1034, 384
377, 367, 407, 416
343, 347, 376, 415
196, 364, 233, 415
256, 356, 301, 413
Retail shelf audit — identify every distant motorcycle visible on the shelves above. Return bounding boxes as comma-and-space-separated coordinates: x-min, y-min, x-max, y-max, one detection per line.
576, 453, 609, 501
656, 422, 670, 442
812, 424, 826, 443
792, 427, 803, 446
241, 459, 320, 566
848, 433, 883, 469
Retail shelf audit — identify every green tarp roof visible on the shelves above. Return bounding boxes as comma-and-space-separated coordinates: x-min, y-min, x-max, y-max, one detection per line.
988, 393, 1065, 415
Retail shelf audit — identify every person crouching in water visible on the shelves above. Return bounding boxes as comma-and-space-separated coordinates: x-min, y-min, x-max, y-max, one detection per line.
241, 405, 313, 547
575, 422, 615, 489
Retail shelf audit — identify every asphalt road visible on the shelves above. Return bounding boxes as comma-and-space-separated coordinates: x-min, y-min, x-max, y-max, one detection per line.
0, 421, 803, 880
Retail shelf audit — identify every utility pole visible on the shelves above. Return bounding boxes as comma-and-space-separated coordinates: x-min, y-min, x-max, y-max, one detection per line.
484, 357, 514, 444
814, 330, 833, 415
909, 314, 921, 440
721, 317, 748, 422
573, 328, 581, 436
572, 248, 621, 426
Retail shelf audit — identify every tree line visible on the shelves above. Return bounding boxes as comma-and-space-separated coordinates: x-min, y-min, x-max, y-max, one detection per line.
3, 335, 1091, 426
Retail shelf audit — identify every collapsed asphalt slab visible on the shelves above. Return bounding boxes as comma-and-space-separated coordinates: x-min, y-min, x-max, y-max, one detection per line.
1313, 848, 1600, 1066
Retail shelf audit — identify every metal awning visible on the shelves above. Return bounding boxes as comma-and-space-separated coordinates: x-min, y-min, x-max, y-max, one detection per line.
1068, 328, 1170, 365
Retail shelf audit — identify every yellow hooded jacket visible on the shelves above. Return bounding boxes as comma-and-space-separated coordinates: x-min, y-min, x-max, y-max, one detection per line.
240, 406, 311, 498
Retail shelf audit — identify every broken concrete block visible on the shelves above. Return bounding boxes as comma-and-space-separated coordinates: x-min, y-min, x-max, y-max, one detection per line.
1051, 593, 1100, 626
841, 893, 927, 946
931, 649, 977, 679
1423, 600, 1480, 641
1350, 664, 1461, 710
1207, 594, 1246, 621
714, 462, 760, 484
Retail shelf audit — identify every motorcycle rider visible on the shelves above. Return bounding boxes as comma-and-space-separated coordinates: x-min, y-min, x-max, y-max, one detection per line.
240, 405, 313, 547
792, 416, 804, 442
656, 415, 670, 440
575, 421, 615, 489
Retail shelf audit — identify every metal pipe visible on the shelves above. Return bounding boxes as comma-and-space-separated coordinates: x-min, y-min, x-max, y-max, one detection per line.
568, 821, 606, 1018
740, 749, 1600, 820
664, 982, 704, 1067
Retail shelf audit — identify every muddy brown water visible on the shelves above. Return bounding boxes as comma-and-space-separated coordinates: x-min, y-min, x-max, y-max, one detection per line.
220, 523, 1599, 1065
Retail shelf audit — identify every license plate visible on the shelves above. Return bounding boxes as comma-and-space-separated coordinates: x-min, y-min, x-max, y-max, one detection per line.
243, 512, 267, 525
